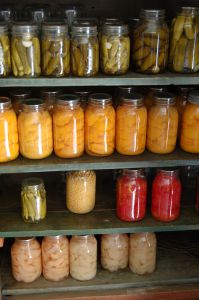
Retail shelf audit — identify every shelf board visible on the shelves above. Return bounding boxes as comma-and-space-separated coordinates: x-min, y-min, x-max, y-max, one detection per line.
1, 72, 199, 87
0, 148, 199, 174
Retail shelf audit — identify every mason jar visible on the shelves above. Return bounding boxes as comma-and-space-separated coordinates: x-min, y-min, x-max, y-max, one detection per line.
10, 89, 31, 114
0, 23, 11, 77
40, 88, 62, 113
144, 87, 168, 111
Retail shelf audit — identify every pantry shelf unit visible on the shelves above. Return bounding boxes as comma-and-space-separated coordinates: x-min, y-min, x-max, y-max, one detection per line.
1, 72, 199, 87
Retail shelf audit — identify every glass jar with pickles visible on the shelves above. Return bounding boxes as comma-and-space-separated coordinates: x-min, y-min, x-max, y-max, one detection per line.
133, 9, 169, 74
169, 7, 199, 73
11, 23, 41, 77
85, 93, 115, 156
18, 99, 53, 159
0, 23, 11, 77
146, 92, 178, 154
42, 22, 70, 77
101, 23, 130, 75
116, 93, 147, 155
71, 20, 99, 77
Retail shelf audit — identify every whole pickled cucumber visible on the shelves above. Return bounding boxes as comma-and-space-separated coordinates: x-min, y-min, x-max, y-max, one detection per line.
173, 36, 188, 72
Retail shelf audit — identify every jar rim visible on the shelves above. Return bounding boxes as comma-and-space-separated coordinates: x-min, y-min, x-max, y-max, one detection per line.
0, 96, 11, 110
157, 169, 179, 175
188, 90, 199, 104
41, 89, 62, 97
89, 93, 112, 105
42, 21, 68, 33
22, 177, 44, 188
12, 22, 39, 33
22, 98, 46, 110
57, 94, 80, 106
10, 89, 31, 98
140, 9, 166, 19
72, 20, 97, 35
102, 23, 129, 34
154, 91, 176, 104
123, 168, 145, 176
15, 237, 34, 242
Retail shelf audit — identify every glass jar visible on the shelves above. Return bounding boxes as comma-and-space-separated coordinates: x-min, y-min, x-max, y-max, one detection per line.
42, 235, 69, 282
0, 6, 16, 22
180, 91, 199, 153
146, 92, 178, 154
114, 86, 138, 107
116, 93, 147, 155
40, 88, 62, 113
42, 22, 70, 77
56, 5, 82, 29
151, 169, 181, 222
23, 5, 51, 24
10, 89, 31, 114
71, 21, 99, 77
85, 93, 115, 156
133, 9, 169, 74
21, 177, 46, 223
66, 170, 96, 214
0, 23, 11, 77
0, 237, 4, 247
18, 99, 53, 159
169, 7, 199, 73
11, 23, 41, 77
11, 237, 42, 283
101, 234, 128, 272
53, 94, 84, 158
70, 235, 97, 281
144, 87, 167, 111
101, 23, 130, 75
196, 175, 199, 212
0, 97, 19, 162
129, 232, 157, 275
117, 169, 147, 222
73, 88, 91, 110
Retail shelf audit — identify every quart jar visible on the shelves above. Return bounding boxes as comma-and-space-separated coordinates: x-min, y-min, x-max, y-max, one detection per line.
0, 23, 11, 77
18, 99, 53, 159
133, 9, 169, 74
0, 97, 19, 162
21, 177, 46, 223
71, 21, 99, 77
11, 237, 42, 283
180, 90, 199, 153
66, 170, 96, 214
116, 93, 147, 155
53, 94, 84, 158
40, 88, 62, 113
146, 92, 178, 154
117, 169, 147, 222
151, 169, 181, 222
101, 23, 130, 75
101, 234, 128, 272
70, 235, 97, 281
42, 22, 70, 77
129, 232, 157, 275
169, 7, 199, 73
85, 93, 115, 156
42, 235, 69, 282
144, 87, 167, 111
11, 23, 41, 77
10, 89, 31, 114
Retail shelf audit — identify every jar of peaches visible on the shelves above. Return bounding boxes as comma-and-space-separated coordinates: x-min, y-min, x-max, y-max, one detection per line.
42, 235, 69, 282
18, 99, 53, 159
146, 92, 178, 154
0, 97, 19, 162
180, 90, 199, 153
116, 93, 147, 155
85, 93, 115, 156
53, 94, 84, 158
11, 237, 42, 283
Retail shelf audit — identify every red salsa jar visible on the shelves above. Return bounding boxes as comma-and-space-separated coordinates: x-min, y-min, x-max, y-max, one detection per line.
116, 169, 147, 222
151, 169, 181, 222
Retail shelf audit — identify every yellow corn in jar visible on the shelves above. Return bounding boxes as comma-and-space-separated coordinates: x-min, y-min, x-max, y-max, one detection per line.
146, 92, 178, 154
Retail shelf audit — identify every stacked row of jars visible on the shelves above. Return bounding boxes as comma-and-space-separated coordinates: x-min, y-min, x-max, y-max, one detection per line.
11, 232, 157, 283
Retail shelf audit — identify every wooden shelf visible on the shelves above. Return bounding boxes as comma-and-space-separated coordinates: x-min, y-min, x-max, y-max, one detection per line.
1, 72, 199, 87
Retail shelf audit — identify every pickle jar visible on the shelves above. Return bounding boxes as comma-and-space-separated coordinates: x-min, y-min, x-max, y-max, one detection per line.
144, 87, 167, 111
40, 88, 62, 113
101, 234, 128, 272
147, 92, 178, 154
116, 93, 147, 155
21, 177, 47, 223
10, 89, 31, 114
18, 99, 53, 159
85, 93, 115, 156
70, 235, 97, 281
71, 21, 99, 77
42, 235, 69, 282
180, 90, 199, 153
42, 22, 70, 77
169, 7, 199, 73
133, 9, 169, 74
0, 23, 11, 77
53, 94, 84, 158
0, 97, 19, 162
11, 23, 41, 77
66, 170, 96, 214
11, 237, 42, 283
101, 23, 130, 75
129, 232, 157, 275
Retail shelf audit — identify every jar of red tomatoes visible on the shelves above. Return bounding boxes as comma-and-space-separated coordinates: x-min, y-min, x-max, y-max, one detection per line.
116, 169, 147, 222
151, 169, 181, 222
